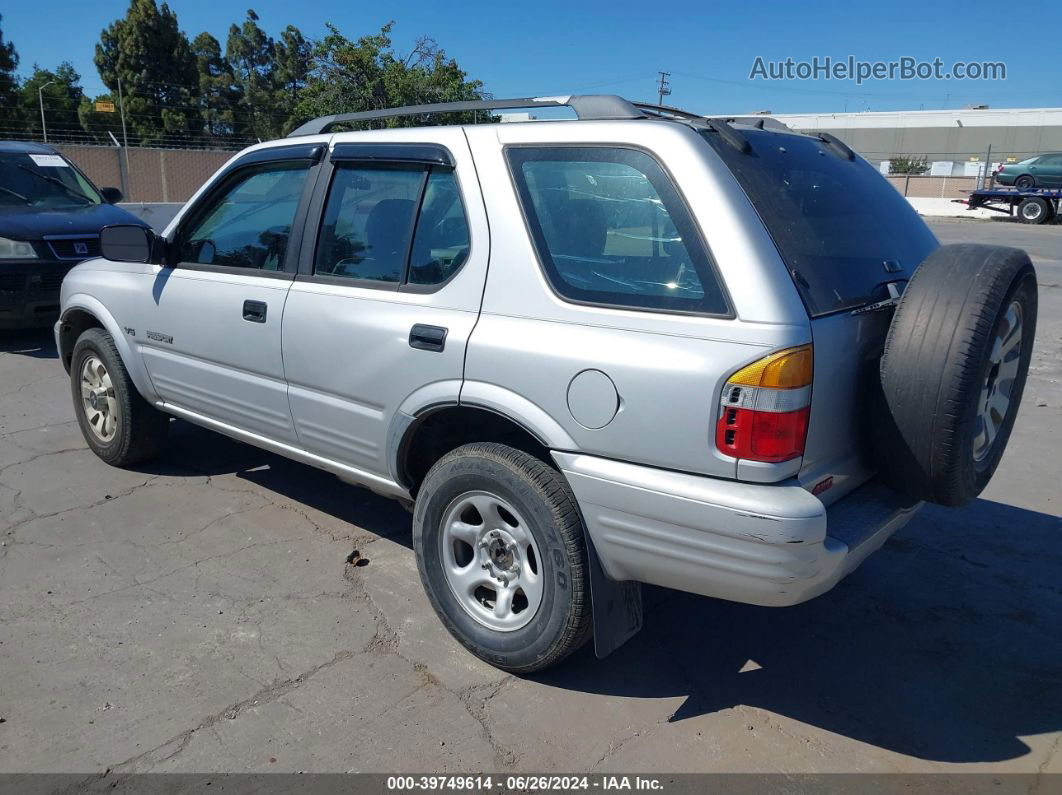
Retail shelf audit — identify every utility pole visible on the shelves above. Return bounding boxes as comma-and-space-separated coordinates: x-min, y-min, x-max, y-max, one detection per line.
116, 77, 130, 200
657, 71, 671, 107
38, 80, 55, 143
117, 77, 129, 149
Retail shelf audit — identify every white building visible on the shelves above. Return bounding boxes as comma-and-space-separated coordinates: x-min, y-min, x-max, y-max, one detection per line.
762, 106, 1062, 176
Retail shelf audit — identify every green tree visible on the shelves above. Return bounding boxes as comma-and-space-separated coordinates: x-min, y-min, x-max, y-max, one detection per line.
0, 13, 20, 124
21, 64, 84, 140
889, 155, 930, 175
94, 0, 200, 144
78, 92, 125, 143
273, 24, 311, 132
226, 9, 277, 139
293, 22, 485, 130
192, 31, 244, 139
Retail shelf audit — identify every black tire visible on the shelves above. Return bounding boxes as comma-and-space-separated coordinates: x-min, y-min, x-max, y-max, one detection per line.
1017, 197, 1050, 224
70, 328, 169, 466
875, 244, 1037, 507
1014, 174, 1036, 190
413, 443, 592, 673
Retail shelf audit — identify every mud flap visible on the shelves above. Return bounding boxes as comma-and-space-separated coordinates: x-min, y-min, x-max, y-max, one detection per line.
586, 534, 643, 658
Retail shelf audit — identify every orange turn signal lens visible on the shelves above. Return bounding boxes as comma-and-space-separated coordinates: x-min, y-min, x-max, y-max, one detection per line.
727, 345, 813, 390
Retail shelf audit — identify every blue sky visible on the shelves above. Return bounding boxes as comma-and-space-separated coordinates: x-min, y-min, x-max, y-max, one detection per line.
4, 0, 1060, 114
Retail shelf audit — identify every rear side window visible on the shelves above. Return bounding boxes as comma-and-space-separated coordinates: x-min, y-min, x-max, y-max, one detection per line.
507, 147, 728, 315
702, 128, 938, 316
315, 164, 470, 287
315, 166, 423, 283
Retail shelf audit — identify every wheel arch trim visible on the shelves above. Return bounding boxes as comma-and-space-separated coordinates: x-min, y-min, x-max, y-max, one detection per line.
387, 381, 579, 489
59, 294, 156, 401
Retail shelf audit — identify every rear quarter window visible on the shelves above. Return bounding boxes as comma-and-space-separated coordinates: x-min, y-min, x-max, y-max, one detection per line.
703, 129, 938, 316
506, 146, 729, 316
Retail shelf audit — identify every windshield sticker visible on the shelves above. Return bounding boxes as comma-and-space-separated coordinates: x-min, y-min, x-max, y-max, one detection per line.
27, 154, 68, 168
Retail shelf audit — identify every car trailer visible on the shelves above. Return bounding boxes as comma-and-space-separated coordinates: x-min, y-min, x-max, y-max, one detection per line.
957, 187, 1062, 224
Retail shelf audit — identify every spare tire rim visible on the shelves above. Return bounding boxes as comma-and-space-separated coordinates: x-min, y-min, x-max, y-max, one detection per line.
80, 355, 120, 442
439, 491, 543, 632
973, 301, 1023, 462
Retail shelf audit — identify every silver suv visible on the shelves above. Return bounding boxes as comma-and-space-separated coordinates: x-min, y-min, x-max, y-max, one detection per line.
56, 95, 1037, 672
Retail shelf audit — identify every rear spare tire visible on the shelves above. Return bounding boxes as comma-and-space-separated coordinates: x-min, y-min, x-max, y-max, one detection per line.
876, 244, 1037, 507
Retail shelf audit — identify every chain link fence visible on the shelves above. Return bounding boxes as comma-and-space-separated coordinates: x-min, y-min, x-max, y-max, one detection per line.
53, 144, 234, 203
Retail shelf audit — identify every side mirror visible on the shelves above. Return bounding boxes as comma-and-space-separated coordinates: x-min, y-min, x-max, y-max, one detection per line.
100, 186, 124, 204
99, 225, 157, 264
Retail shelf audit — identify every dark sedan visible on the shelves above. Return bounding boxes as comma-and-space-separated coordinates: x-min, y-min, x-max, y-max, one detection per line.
0, 141, 148, 329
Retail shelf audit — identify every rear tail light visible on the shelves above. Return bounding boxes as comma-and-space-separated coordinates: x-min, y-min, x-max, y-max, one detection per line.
716, 345, 813, 463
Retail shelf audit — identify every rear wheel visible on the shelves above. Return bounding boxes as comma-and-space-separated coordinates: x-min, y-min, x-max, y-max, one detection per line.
875, 245, 1037, 506
70, 328, 169, 466
1017, 197, 1050, 224
1014, 174, 1036, 190
413, 443, 591, 673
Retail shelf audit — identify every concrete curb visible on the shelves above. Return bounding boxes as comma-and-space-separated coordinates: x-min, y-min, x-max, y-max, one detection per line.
907, 197, 995, 220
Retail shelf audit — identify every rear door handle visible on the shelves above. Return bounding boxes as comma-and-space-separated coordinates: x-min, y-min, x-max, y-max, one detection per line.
409, 324, 447, 352
243, 300, 267, 323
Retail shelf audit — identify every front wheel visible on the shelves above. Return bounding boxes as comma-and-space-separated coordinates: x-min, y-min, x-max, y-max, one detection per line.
70, 328, 169, 466
413, 443, 592, 673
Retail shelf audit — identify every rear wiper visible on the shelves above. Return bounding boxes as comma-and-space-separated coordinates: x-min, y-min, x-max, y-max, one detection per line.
0, 185, 31, 204
17, 164, 92, 204
850, 282, 904, 314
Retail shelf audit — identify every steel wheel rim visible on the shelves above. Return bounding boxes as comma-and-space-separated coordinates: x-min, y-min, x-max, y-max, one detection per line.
973, 300, 1023, 462
439, 490, 544, 632
80, 356, 120, 442
1022, 203, 1042, 221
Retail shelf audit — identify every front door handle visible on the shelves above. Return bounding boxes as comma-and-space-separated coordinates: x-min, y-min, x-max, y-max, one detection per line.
243, 300, 267, 323
409, 324, 447, 352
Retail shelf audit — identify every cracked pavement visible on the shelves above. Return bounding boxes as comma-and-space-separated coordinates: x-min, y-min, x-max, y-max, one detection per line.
0, 220, 1059, 778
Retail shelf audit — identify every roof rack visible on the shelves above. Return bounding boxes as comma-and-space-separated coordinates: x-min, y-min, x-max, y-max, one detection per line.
287, 94, 644, 137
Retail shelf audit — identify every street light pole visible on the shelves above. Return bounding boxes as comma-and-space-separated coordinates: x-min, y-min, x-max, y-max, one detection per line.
38, 80, 56, 143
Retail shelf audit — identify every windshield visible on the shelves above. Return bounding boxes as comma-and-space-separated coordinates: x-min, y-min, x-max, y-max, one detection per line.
702, 128, 938, 316
0, 153, 103, 209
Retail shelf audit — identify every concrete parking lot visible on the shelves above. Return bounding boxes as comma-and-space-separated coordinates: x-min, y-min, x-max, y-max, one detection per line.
0, 219, 1059, 780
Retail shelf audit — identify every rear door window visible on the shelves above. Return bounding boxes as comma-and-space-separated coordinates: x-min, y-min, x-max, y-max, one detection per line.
702, 128, 938, 316
506, 146, 728, 315
314, 164, 471, 287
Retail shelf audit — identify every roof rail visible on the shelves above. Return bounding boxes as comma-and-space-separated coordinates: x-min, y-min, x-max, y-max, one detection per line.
287, 94, 644, 137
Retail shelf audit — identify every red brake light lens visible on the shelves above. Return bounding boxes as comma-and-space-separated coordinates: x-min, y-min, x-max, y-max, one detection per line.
716, 346, 813, 464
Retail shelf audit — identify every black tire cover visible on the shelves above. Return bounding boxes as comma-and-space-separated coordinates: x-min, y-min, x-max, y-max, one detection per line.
875, 244, 1038, 506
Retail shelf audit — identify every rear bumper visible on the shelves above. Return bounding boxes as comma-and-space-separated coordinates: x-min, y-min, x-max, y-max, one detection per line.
0, 260, 74, 329
554, 452, 921, 607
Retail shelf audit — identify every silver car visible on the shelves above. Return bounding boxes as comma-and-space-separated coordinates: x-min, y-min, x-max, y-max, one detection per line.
56, 96, 1037, 672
